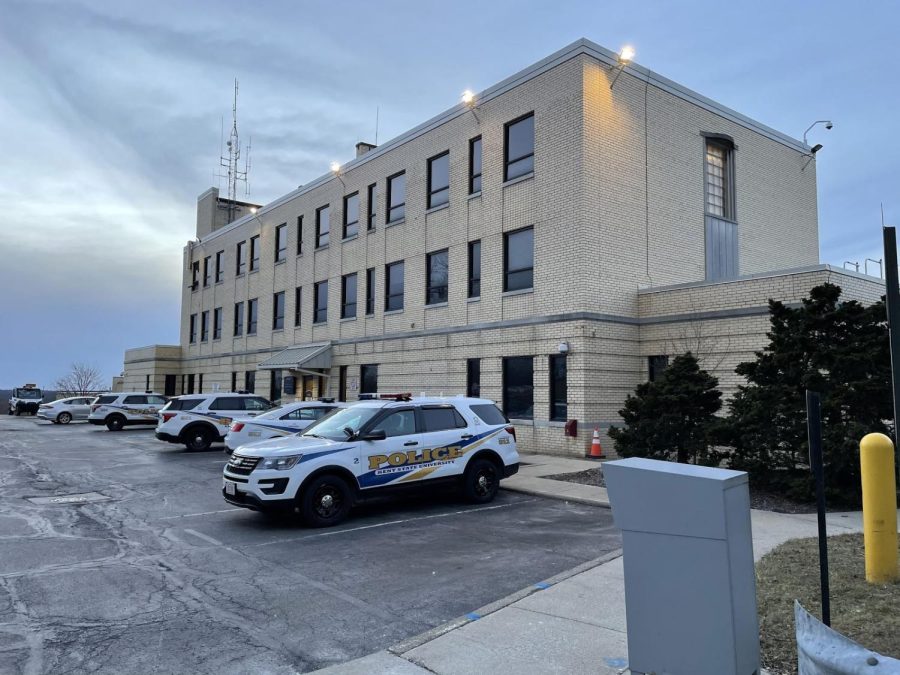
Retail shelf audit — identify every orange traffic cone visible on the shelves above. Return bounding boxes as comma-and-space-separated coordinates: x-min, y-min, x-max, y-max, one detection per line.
589, 427, 604, 459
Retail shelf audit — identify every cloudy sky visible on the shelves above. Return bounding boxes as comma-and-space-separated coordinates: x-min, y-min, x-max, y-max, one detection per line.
1, 0, 898, 388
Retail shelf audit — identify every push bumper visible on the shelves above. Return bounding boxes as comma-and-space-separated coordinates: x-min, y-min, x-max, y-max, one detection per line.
222, 488, 293, 512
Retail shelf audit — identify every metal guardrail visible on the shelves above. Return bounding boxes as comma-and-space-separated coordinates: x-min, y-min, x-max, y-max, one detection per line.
796, 601, 900, 674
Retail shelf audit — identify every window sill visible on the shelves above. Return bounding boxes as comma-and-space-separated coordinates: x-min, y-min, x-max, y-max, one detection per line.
313, 322, 328, 327
547, 420, 567, 427
426, 203, 449, 215
315, 245, 329, 252
249, 269, 259, 275
425, 301, 448, 309
247, 333, 258, 337
215, 280, 224, 286
704, 212, 738, 225
384, 308, 404, 316
366, 227, 376, 234
365, 312, 375, 318
502, 172, 534, 188
467, 296, 481, 303
468, 191, 482, 201
385, 218, 406, 229
340, 316, 357, 323
272, 328, 284, 333
274, 260, 286, 266
502, 287, 534, 298
342, 233, 359, 243
235, 274, 245, 279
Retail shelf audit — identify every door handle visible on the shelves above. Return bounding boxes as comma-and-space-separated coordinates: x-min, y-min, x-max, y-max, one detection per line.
403, 441, 419, 446
460, 434, 473, 440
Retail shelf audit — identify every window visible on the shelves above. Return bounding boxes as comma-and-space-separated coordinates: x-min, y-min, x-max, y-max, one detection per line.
270, 370, 283, 403
200, 311, 209, 341
502, 356, 533, 419
282, 407, 329, 421
186, 374, 195, 394
213, 307, 222, 340
296, 216, 303, 255
427, 152, 449, 208
343, 193, 359, 239
123, 395, 148, 405
338, 366, 347, 401
469, 136, 482, 194
385, 261, 404, 312
367, 183, 377, 230
167, 397, 202, 411
504, 227, 534, 292
198, 373, 203, 394
244, 371, 255, 393
426, 249, 448, 305
466, 358, 481, 398
233, 302, 244, 337
164, 374, 177, 396
549, 354, 567, 421
203, 256, 211, 287
386, 171, 405, 223
249, 235, 260, 271
316, 205, 330, 247
236, 241, 246, 275
244, 397, 270, 411
273, 291, 285, 330
421, 406, 467, 432
341, 273, 357, 319
189, 314, 197, 343
145, 374, 150, 392
705, 140, 735, 220
365, 268, 375, 315
275, 223, 287, 262
504, 112, 534, 181
470, 403, 507, 425
648, 355, 669, 382
191, 261, 199, 289
468, 240, 481, 298
374, 409, 416, 438
231, 371, 237, 392
361, 364, 378, 394
294, 287, 302, 327
247, 298, 258, 335
215, 250, 224, 283
314, 280, 328, 324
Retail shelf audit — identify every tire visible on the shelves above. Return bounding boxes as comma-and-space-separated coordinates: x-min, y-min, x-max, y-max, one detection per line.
183, 426, 214, 452
106, 414, 126, 431
462, 458, 501, 504
57, 412, 72, 425
300, 475, 352, 528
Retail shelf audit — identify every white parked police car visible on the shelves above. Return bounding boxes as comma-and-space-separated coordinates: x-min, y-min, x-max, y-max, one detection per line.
222, 395, 519, 527
225, 400, 345, 454
88, 392, 169, 431
156, 393, 274, 451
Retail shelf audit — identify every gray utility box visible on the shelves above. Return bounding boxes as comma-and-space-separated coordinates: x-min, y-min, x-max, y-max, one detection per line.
604, 458, 760, 675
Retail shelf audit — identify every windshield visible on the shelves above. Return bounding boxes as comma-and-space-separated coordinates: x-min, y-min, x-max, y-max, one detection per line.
257, 404, 292, 420
301, 405, 382, 441
15, 389, 42, 399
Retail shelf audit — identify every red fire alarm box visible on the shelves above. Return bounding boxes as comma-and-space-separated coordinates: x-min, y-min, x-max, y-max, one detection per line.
564, 419, 578, 437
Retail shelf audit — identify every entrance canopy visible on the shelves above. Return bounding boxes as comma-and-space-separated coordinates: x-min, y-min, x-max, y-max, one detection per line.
257, 342, 332, 373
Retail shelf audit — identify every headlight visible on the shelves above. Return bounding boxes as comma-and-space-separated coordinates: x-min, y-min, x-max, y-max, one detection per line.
258, 455, 302, 471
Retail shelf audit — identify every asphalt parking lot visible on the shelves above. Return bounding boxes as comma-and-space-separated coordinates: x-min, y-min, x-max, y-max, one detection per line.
0, 415, 621, 674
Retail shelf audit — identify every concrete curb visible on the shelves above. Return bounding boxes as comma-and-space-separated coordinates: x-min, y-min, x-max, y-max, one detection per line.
501, 483, 612, 508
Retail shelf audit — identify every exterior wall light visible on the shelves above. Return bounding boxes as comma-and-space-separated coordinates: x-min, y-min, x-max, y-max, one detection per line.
462, 90, 475, 106
330, 161, 341, 174
610, 45, 636, 89
558, 341, 570, 354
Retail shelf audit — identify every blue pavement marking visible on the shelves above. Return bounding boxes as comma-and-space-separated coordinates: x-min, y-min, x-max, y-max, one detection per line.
603, 657, 628, 668
465, 612, 481, 621
534, 582, 552, 590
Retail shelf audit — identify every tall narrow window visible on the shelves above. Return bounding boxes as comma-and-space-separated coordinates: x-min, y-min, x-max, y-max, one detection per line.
198, 373, 203, 394
244, 371, 255, 394
365, 267, 375, 315
426, 249, 449, 305
466, 358, 481, 398
504, 112, 534, 181
215, 250, 224, 283
705, 140, 735, 220
343, 193, 359, 239
385, 261, 404, 312
213, 307, 222, 340
187, 374, 195, 394
341, 273, 357, 319
270, 370, 283, 403
231, 371, 237, 392
200, 311, 209, 341
502, 356, 533, 420
191, 261, 199, 289
648, 355, 669, 382
275, 223, 287, 263
468, 240, 481, 298
249, 235, 260, 271
360, 364, 378, 394
367, 183, 377, 230
504, 227, 534, 292
247, 298, 258, 335
203, 256, 211, 287
272, 291, 285, 330
316, 205, 330, 247
189, 314, 197, 343
314, 280, 328, 324
338, 366, 348, 402
296, 215, 303, 255
469, 136, 482, 194
386, 171, 406, 223
233, 302, 244, 337
427, 152, 449, 208
549, 354, 567, 421
294, 287, 302, 327
236, 241, 246, 275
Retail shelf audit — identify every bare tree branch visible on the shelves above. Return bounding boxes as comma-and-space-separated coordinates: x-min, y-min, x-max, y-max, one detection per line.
54, 363, 105, 396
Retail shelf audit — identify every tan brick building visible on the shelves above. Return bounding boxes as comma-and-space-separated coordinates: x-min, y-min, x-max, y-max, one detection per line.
119, 39, 883, 455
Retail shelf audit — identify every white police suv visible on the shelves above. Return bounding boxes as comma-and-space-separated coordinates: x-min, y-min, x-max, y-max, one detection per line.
88, 393, 169, 431
156, 393, 274, 451
222, 395, 519, 527
225, 400, 345, 454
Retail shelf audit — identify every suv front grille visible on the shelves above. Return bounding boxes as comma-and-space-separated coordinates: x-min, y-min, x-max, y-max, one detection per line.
227, 455, 260, 475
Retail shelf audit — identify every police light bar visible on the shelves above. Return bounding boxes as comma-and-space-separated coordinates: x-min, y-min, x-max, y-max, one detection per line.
318, 397, 335, 403
376, 392, 412, 401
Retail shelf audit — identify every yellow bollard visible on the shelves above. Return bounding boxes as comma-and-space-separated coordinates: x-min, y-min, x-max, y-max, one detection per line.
859, 433, 899, 583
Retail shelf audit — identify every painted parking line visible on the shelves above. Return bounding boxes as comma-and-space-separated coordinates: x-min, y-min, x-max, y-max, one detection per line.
159, 508, 242, 520
183, 528, 225, 546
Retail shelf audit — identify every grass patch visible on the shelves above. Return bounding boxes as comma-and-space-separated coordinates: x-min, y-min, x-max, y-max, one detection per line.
756, 533, 900, 674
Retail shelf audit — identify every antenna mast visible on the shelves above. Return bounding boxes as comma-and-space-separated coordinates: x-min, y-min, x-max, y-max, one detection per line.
216, 79, 251, 223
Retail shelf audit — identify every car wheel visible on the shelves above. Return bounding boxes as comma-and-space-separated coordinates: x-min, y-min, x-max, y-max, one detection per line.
300, 475, 352, 528
184, 427, 213, 452
106, 414, 126, 431
462, 458, 501, 504
57, 412, 72, 425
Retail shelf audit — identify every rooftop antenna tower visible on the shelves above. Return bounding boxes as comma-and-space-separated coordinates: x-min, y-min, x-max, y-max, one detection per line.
216, 78, 252, 223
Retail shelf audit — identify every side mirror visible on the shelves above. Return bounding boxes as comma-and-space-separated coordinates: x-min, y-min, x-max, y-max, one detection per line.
360, 429, 387, 441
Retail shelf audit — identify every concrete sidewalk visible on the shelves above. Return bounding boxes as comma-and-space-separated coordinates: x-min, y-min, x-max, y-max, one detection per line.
313, 454, 881, 675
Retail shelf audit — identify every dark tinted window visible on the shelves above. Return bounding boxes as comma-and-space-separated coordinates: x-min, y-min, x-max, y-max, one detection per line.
215, 250, 224, 283
426, 250, 448, 305
191, 260, 199, 288
296, 215, 303, 255
648, 355, 669, 382
343, 193, 359, 238
365, 268, 375, 315
468, 240, 481, 298
342, 273, 357, 319
361, 364, 378, 394
244, 397, 271, 411
466, 358, 481, 398
282, 406, 331, 421
189, 314, 197, 343
502, 356, 533, 419
470, 403, 507, 425
294, 287, 302, 327
367, 183, 377, 230
244, 371, 256, 393
316, 205, 330, 247
314, 281, 328, 324
273, 292, 285, 330
275, 224, 287, 262
233, 302, 244, 337
504, 113, 534, 181
427, 152, 449, 208
373, 409, 416, 438
385, 261, 404, 311
421, 406, 466, 432
123, 395, 148, 405
250, 235, 260, 271
387, 172, 405, 223
213, 307, 222, 340
504, 227, 534, 292
96, 395, 117, 405
549, 354, 567, 421
166, 397, 202, 411
208, 397, 245, 411
236, 241, 246, 275
201, 311, 209, 341
247, 298, 258, 335
469, 136, 482, 193
203, 256, 211, 286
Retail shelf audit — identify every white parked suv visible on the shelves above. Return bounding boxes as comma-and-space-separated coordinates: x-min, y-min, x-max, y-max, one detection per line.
156, 393, 274, 451
88, 393, 169, 431
225, 400, 346, 454
222, 395, 519, 527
